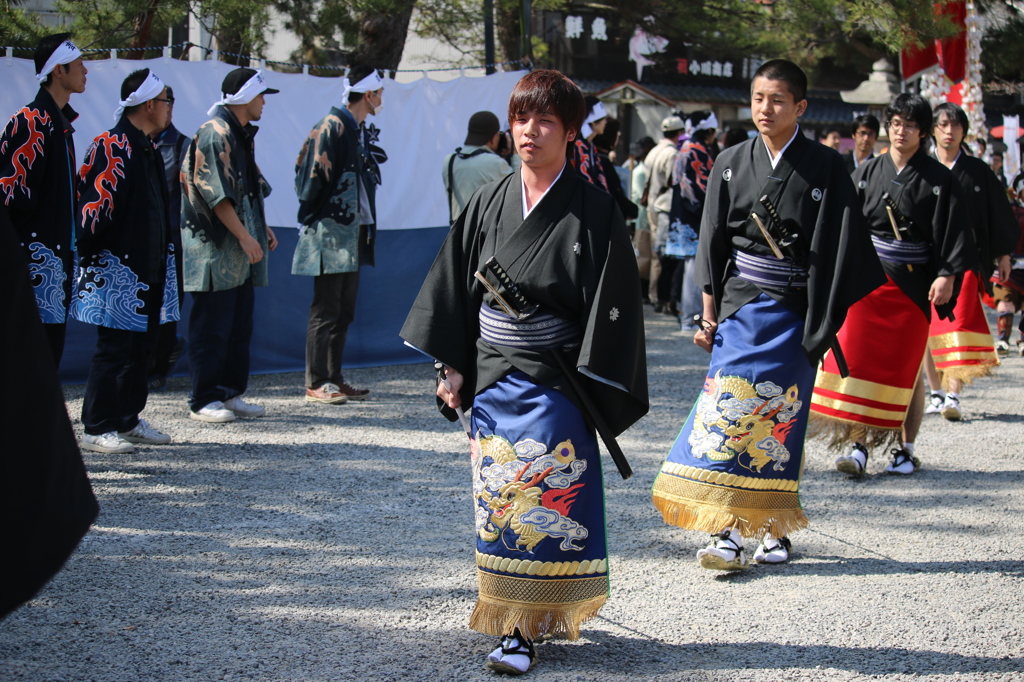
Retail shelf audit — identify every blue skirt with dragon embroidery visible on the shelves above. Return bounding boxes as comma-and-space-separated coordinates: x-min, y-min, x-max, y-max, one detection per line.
469, 371, 607, 640
652, 294, 815, 538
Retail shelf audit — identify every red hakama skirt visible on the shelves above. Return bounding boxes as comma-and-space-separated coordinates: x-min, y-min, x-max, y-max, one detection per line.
809, 277, 930, 448
929, 270, 999, 387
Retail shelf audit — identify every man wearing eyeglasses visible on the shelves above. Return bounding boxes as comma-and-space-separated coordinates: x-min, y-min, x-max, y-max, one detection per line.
72, 69, 178, 453
843, 114, 879, 174
147, 86, 190, 391
810, 93, 975, 476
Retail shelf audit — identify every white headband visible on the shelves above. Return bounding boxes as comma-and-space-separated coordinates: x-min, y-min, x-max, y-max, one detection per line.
342, 71, 383, 102
208, 70, 271, 115
691, 112, 718, 134
113, 71, 165, 124
584, 101, 607, 125
581, 122, 592, 138
36, 40, 82, 84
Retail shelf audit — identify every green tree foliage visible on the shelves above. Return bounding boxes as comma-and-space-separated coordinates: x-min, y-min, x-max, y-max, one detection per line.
980, 1, 1024, 84
51, 0, 271, 63
1, 0, 53, 48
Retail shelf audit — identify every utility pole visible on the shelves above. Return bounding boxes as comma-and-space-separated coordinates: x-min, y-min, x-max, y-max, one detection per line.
521, 0, 533, 66
484, 0, 495, 74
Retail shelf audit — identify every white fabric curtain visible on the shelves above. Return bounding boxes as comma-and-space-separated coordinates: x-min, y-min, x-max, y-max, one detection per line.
1, 57, 524, 230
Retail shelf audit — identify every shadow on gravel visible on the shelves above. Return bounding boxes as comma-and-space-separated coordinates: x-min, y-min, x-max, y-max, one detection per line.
541, 630, 1024, 676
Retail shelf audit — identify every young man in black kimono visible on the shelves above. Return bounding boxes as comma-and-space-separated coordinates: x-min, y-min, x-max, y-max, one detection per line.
921, 102, 1018, 419
652, 59, 884, 570
401, 70, 647, 674
810, 94, 974, 475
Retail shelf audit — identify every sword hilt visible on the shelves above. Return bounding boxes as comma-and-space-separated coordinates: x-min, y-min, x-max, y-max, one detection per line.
483, 257, 539, 319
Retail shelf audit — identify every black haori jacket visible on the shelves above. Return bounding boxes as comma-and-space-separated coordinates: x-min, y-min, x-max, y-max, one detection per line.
71, 116, 177, 332
401, 167, 649, 438
0, 87, 79, 324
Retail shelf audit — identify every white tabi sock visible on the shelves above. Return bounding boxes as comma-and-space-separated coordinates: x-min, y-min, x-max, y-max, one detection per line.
903, 442, 915, 454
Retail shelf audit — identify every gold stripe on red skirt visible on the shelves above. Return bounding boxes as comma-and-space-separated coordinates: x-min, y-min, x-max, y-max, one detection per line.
929, 271, 999, 385
809, 277, 929, 446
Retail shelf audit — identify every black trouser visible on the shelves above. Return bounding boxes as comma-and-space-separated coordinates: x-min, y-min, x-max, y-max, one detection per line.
81, 306, 161, 436
305, 270, 360, 390
188, 279, 253, 412
150, 283, 185, 378
149, 320, 180, 378
657, 256, 681, 310
42, 322, 66, 371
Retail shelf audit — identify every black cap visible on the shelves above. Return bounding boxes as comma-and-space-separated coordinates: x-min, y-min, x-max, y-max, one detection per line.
465, 111, 501, 146
221, 67, 280, 97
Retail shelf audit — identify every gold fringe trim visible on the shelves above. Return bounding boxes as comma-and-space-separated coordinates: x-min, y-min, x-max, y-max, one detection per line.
938, 363, 996, 390
469, 595, 607, 641
807, 412, 901, 450
652, 493, 808, 539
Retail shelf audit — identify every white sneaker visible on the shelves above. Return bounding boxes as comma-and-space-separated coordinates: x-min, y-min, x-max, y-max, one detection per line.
696, 529, 748, 571
884, 448, 921, 475
996, 340, 1010, 356
753, 536, 792, 564
484, 633, 535, 675
223, 396, 265, 419
119, 418, 172, 444
835, 443, 868, 476
924, 392, 944, 415
81, 431, 134, 454
941, 394, 961, 421
190, 401, 236, 423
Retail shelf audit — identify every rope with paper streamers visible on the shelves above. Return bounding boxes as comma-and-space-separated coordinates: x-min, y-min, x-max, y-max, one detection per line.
2, 42, 527, 77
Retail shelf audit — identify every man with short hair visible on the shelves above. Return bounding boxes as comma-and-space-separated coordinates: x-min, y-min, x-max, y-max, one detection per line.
820, 128, 842, 150
630, 136, 657, 300
402, 69, 647, 674
569, 96, 609, 190
810, 94, 975, 476
442, 110, 512, 224
291, 65, 381, 404
922, 102, 1018, 419
73, 69, 177, 453
843, 114, 879, 174
181, 68, 279, 422
0, 33, 87, 369
646, 115, 686, 312
147, 85, 190, 391
652, 59, 883, 570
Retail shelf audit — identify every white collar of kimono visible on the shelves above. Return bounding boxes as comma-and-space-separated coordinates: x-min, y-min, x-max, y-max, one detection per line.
113, 71, 164, 124
342, 71, 383, 102
36, 40, 82, 83
763, 125, 800, 170
522, 162, 566, 219
208, 70, 270, 115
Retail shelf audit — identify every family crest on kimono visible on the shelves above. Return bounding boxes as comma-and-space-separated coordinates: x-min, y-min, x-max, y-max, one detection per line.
809, 93, 976, 476
0, 33, 86, 369
651, 59, 885, 571
921, 102, 1019, 421
402, 69, 648, 675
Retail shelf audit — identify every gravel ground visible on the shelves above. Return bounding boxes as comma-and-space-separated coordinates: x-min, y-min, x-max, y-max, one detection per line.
2, 308, 1023, 681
